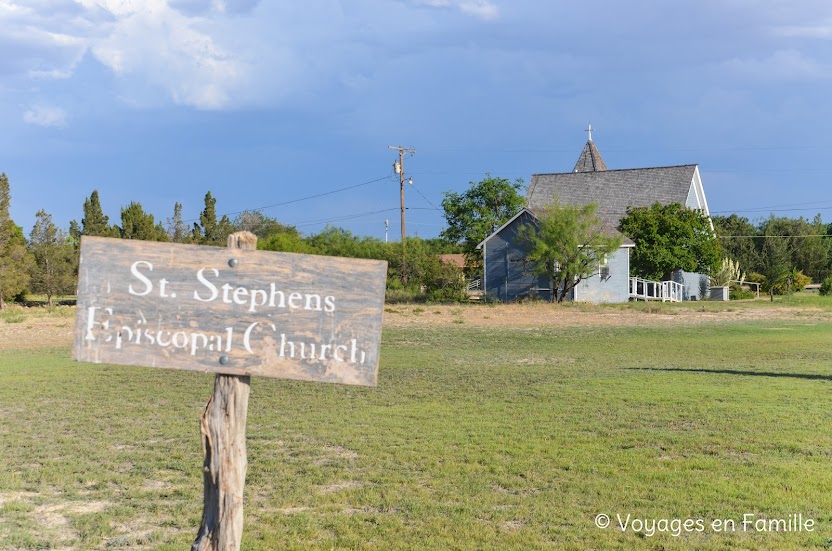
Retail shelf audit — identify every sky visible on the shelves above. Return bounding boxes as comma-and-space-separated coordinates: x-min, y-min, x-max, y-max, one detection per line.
3, 0, 832, 241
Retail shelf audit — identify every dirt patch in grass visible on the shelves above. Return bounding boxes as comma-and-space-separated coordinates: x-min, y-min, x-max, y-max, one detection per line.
0, 314, 73, 351
3, 302, 830, 353
0, 491, 39, 508
382, 303, 832, 329
316, 481, 361, 494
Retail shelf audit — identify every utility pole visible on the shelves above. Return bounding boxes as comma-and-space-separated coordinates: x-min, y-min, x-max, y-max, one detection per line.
388, 145, 415, 284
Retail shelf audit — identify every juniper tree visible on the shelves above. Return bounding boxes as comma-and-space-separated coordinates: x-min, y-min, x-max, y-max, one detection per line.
0, 173, 34, 308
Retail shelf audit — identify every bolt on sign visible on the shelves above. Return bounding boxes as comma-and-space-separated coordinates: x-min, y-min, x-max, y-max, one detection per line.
73, 237, 387, 386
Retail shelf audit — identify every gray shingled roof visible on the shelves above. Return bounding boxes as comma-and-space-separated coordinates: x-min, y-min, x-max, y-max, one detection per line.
522, 208, 636, 246
573, 140, 607, 172
527, 165, 697, 228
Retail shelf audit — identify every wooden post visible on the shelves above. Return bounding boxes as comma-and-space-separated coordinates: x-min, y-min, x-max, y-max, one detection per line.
74, 231, 386, 546
192, 231, 256, 551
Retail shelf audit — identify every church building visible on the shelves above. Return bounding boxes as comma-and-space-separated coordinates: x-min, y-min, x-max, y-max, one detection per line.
476, 128, 712, 303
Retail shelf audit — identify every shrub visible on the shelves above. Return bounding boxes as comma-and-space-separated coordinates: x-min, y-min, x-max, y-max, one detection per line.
385, 288, 428, 304
793, 270, 812, 291
769, 269, 811, 295
820, 276, 832, 296
730, 289, 756, 300
746, 272, 766, 284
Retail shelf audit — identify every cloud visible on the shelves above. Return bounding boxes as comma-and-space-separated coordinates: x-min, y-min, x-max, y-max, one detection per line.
23, 105, 68, 127
720, 50, 827, 81
169, 0, 261, 16
0, 0, 505, 115
775, 20, 832, 39
0, 0, 244, 109
75, 0, 243, 109
409, 0, 498, 20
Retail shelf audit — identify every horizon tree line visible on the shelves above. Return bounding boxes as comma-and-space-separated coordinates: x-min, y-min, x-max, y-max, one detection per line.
2, 171, 832, 308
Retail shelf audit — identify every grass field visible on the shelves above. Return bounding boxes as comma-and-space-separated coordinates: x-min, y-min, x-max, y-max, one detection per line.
1, 301, 832, 549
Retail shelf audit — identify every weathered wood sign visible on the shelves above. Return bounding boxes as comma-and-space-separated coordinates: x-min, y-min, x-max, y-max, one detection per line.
73, 236, 386, 386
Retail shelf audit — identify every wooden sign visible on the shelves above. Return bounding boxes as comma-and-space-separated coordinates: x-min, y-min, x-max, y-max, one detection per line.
73, 236, 387, 386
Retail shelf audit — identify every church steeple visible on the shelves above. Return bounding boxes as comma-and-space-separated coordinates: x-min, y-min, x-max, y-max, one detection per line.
573, 124, 608, 172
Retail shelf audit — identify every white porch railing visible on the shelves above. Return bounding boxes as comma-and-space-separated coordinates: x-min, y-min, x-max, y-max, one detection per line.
467, 278, 482, 291
629, 277, 684, 302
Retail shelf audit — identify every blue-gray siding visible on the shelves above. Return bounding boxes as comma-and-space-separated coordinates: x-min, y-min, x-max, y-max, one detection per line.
483, 212, 551, 302
671, 270, 709, 300
483, 212, 631, 303
573, 247, 631, 304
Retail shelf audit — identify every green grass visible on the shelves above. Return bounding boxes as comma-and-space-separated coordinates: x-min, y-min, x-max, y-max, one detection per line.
1, 314, 832, 549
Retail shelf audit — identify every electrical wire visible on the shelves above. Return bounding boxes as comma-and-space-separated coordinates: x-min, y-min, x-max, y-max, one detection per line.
184, 175, 392, 223
293, 208, 400, 228
717, 234, 829, 239
409, 182, 442, 212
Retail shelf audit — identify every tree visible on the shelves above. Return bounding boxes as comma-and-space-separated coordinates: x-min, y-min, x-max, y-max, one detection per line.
193, 192, 232, 245
441, 174, 525, 265
80, 190, 119, 237
0, 173, 34, 308
712, 214, 761, 274
760, 232, 791, 293
519, 201, 622, 303
232, 210, 297, 240
29, 210, 76, 306
757, 214, 829, 282
305, 226, 387, 259
259, 231, 315, 254
619, 202, 721, 280
119, 201, 167, 241
166, 202, 189, 243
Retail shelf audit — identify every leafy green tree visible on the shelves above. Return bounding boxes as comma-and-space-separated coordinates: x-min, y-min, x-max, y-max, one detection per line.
441, 174, 525, 265
403, 238, 467, 301
192, 192, 232, 245
29, 210, 77, 306
232, 210, 297, 240
305, 226, 387, 259
0, 173, 34, 308
383, 238, 467, 301
519, 201, 622, 303
80, 190, 119, 237
757, 214, 829, 282
259, 231, 316, 254
712, 214, 760, 273
119, 201, 167, 241
620, 202, 721, 280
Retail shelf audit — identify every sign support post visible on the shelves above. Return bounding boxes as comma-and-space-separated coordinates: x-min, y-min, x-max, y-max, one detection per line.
192, 231, 256, 551
73, 231, 387, 550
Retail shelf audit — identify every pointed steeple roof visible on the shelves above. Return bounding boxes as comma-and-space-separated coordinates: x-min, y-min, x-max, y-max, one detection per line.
573, 124, 607, 172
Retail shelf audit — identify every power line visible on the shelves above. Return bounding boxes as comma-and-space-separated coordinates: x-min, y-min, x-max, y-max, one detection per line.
409, 181, 442, 211
407, 167, 832, 177
418, 144, 832, 154
717, 234, 829, 239
293, 208, 400, 228
291, 207, 436, 229
712, 206, 832, 215
184, 175, 392, 224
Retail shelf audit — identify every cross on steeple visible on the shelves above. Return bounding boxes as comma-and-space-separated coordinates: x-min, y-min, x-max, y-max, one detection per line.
573, 125, 608, 172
